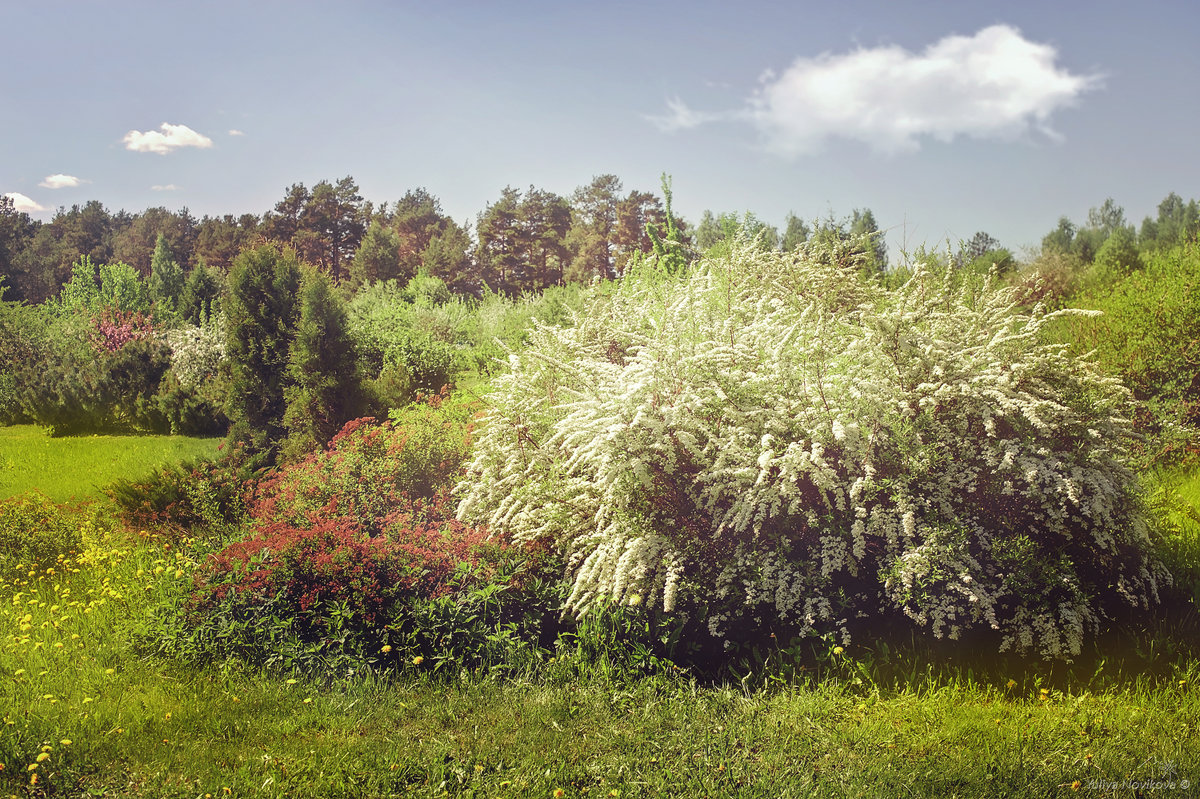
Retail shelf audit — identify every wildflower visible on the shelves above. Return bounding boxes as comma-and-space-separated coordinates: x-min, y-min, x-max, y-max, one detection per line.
1006, 679, 1017, 689
1071, 781, 1081, 790
30, 773, 37, 785
60, 739, 71, 746
27, 763, 37, 771
36, 752, 49, 762
286, 678, 298, 685
554, 790, 565, 798
381, 645, 392, 654
833, 646, 844, 655
628, 594, 642, 606
412, 656, 424, 666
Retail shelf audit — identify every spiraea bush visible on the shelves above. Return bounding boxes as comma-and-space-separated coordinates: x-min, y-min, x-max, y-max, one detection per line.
457, 236, 1170, 660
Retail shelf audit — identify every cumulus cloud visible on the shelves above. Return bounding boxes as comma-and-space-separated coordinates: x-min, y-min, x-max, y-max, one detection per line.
123, 123, 214, 155
656, 25, 1101, 155
3, 192, 46, 212
39, 174, 83, 189
151, 184, 180, 191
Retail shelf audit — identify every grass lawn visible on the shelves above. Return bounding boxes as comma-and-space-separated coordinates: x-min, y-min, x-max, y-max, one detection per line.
0, 424, 221, 503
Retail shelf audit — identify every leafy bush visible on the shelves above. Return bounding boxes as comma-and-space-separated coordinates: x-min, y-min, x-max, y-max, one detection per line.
0, 493, 87, 573
457, 236, 1169, 660
252, 406, 474, 533
106, 456, 248, 537
1053, 242, 1200, 466
18, 334, 172, 435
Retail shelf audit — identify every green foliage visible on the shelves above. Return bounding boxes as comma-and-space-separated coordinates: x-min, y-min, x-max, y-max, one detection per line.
17, 334, 172, 435
1054, 242, 1200, 466
105, 456, 248, 537
0, 299, 47, 425
282, 270, 367, 458
0, 493, 86, 574
349, 219, 403, 288
460, 235, 1167, 660
178, 258, 224, 325
223, 244, 303, 467
147, 233, 185, 319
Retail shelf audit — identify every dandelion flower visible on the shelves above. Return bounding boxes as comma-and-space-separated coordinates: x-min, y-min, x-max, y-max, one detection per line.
60, 739, 71, 746
27, 763, 38, 771
1071, 781, 1081, 790
553, 790, 565, 798
833, 646, 844, 655
381, 645, 392, 654
286, 678, 298, 685
1006, 679, 1017, 689
36, 753, 49, 762
412, 656, 424, 666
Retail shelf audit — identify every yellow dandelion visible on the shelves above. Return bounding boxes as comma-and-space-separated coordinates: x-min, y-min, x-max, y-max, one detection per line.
412, 656, 424, 666
1006, 679, 1017, 689
60, 739, 71, 746
30, 773, 37, 785
36, 753, 49, 763
381, 644, 392, 654
833, 646, 844, 655
553, 790, 565, 798
1071, 780, 1081, 790
27, 763, 38, 771
286, 678, 298, 685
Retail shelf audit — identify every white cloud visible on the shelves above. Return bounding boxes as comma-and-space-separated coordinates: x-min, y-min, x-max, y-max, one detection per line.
39, 173, 83, 189
228, 129, 245, 136
646, 97, 725, 132
122, 122, 214, 155
657, 25, 1101, 155
151, 184, 180, 191
3, 192, 46, 212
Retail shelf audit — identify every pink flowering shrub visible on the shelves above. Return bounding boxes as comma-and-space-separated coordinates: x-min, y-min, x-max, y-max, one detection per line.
88, 309, 156, 354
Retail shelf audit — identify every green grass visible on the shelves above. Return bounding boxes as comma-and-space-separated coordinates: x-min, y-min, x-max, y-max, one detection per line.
1, 443, 1197, 797
1, 523, 1198, 798
0, 424, 220, 503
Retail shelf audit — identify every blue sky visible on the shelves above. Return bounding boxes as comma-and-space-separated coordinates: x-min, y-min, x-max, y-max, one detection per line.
4, 0, 1198, 260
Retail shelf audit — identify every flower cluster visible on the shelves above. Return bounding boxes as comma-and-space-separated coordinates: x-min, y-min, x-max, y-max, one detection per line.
162, 317, 227, 389
456, 236, 1170, 659
88, 309, 156, 354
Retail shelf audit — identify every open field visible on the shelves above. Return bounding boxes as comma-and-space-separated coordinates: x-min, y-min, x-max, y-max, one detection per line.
0, 425, 220, 503
0, 430, 1197, 797
1, 528, 1197, 798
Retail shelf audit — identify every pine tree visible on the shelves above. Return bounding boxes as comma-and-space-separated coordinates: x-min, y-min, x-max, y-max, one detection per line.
224, 244, 302, 467
148, 234, 185, 318
282, 268, 365, 456
179, 258, 224, 325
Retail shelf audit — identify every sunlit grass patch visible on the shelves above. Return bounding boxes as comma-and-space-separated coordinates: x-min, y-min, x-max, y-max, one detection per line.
0, 423, 220, 502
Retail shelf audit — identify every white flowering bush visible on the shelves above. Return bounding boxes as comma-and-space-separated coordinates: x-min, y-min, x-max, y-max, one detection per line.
163, 315, 227, 389
456, 238, 1170, 659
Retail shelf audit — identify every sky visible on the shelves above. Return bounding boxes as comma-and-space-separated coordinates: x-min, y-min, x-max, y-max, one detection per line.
4, 0, 1199, 261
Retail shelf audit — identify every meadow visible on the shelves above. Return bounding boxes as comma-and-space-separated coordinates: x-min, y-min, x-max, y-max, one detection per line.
3, 234, 1200, 798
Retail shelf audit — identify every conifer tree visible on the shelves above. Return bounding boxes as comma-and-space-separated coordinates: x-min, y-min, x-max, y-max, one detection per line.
148, 233, 185, 318
179, 258, 224, 325
282, 268, 365, 456
224, 244, 302, 467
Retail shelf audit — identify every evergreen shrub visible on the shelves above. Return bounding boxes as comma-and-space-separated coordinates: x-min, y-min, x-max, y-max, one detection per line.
457, 236, 1169, 660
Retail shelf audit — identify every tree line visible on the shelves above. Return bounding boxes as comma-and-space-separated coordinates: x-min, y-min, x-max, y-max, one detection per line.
0, 174, 895, 305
